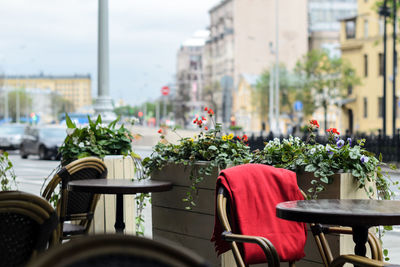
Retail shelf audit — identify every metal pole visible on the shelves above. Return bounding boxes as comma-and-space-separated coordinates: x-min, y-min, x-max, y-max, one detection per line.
393, 0, 397, 136
16, 90, 20, 123
156, 100, 160, 127
163, 96, 167, 123
269, 67, 274, 133
382, 0, 388, 136
275, 0, 280, 134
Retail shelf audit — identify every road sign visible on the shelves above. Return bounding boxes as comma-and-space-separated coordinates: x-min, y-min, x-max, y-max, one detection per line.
294, 101, 303, 111
161, 86, 170, 96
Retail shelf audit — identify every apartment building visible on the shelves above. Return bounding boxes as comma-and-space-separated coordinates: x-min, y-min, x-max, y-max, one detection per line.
309, 0, 357, 56
175, 31, 209, 126
1, 74, 92, 112
340, 0, 398, 135
203, 0, 308, 125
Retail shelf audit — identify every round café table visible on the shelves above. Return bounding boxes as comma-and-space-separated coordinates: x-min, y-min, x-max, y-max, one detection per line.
276, 199, 400, 258
68, 179, 172, 233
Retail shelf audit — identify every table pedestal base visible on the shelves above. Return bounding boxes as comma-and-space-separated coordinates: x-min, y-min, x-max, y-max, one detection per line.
115, 194, 125, 233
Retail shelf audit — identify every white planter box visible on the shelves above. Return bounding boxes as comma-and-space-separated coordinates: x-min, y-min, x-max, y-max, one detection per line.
88, 155, 136, 235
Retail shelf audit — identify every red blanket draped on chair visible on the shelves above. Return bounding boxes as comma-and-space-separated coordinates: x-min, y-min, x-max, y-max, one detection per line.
211, 164, 307, 265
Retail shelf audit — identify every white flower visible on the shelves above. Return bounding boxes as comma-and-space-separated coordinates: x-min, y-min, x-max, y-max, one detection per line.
66, 128, 75, 136
78, 142, 84, 148
310, 148, 316, 155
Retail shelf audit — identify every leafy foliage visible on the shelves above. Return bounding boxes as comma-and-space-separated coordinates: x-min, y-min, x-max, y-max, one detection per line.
0, 151, 17, 191
295, 49, 360, 130
143, 108, 252, 209
252, 122, 394, 200
59, 114, 134, 165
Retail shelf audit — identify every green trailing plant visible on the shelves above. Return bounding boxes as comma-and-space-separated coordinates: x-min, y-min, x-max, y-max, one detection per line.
142, 107, 252, 209
251, 120, 395, 200
0, 151, 17, 191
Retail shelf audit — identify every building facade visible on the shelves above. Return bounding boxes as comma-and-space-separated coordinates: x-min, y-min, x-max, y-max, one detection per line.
340, 0, 399, 135
175, 31, 209, 126
309, 0, 358, 56
1, 74, 92, 113
203, 0, 308, 127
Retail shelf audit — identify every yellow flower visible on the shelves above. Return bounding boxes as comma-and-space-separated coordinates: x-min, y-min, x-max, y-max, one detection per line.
222, 135, 227, 141
228, 133, 234, 140
189, 138, 194, 142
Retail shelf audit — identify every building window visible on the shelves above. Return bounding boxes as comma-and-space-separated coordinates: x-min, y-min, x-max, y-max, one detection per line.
379, 17, 384, 35
378, 53, 384, 76
346, 19, 356, 39
364, 54, 368, 77
364, 19, 368, 38
363, 97, 368, 118
378, 97, 383, 118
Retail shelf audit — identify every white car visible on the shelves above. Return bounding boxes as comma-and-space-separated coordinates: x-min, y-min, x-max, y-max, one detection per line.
0, 124, 25, 150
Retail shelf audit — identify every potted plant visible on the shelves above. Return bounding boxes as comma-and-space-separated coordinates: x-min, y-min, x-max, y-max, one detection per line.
251, 120, 395, 266
51, 114, 144, 235
143, 107, 252, 265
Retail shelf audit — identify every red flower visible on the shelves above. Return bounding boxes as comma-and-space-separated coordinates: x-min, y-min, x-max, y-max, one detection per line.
242, 134, 248, 142
237, 136, 241, 140
205, 126, 208, 130
157, 129, 162, 134
204, 107, 208, 111
326, 128, 340, 135
202, 116, 206, 121
208, 109, 214, 115
309, 120, 319, 128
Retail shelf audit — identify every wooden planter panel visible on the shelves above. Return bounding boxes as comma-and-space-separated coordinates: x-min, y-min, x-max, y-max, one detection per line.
152, 163, 220, 266
296, 172, 375, 267
89, 155, 136, 235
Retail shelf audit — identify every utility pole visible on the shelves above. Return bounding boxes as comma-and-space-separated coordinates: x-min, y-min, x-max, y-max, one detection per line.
380, 0, 389, 136
274, 0, 280, 134
393, 0, 397, 136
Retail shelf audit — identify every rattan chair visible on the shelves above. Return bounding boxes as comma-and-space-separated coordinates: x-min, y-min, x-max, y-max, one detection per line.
0, 191, 58, 267
42, 157, 107, 242
27, 234, 210, 267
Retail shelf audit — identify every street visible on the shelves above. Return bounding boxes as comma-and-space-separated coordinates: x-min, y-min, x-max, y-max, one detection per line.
6, 149, 400, 262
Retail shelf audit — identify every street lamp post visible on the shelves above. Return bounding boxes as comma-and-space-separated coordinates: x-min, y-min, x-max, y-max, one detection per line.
274, 0, 280, 135
393, 0, 397, 137
380, 0, 390, 137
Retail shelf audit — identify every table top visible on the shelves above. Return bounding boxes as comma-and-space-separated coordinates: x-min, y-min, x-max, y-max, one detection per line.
276, 199, 400, 227
68, 179, 172, 195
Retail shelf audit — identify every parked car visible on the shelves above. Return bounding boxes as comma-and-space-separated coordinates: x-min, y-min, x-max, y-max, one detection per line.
20, 125, 67, 160
0, 124, 25, 150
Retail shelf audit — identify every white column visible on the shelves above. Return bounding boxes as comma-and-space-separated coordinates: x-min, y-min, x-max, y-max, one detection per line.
94, 0, 116, 122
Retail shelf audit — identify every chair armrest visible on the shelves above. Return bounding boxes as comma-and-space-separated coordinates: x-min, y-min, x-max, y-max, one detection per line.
222, 231, 280, 267
329, 255, 396, 267
320, 225, 383, 261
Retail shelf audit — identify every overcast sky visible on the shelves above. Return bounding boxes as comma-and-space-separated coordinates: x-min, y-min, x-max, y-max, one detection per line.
0, 0, 220, 106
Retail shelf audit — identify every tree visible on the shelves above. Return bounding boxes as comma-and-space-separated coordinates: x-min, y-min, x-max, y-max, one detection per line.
295, 49, 360, 130
253, 65, 309, 130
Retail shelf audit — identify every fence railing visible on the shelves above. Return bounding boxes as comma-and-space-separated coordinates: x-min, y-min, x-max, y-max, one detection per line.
247, 130, 400, 163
